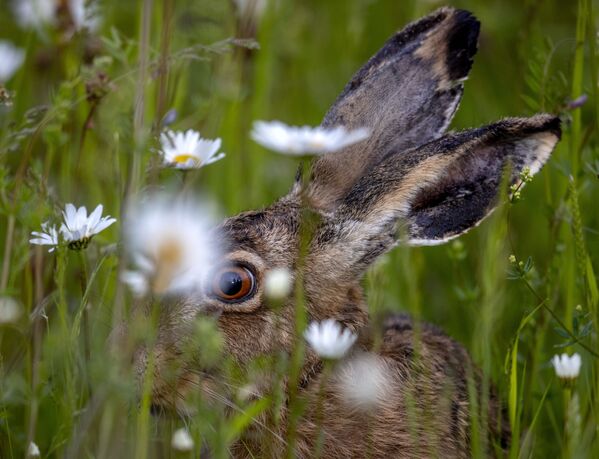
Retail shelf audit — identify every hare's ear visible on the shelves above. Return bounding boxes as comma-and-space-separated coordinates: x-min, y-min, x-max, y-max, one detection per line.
309, 7, 480, 211
309, 115, 561, 280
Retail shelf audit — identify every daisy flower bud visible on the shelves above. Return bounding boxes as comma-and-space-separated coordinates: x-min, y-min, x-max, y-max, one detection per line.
264, 267, 292, 300
27, 441, 40, 458
552, 353, 582, 380
304, 319, 357, 359
0, 297, 21, 324
171, 428, 194, 452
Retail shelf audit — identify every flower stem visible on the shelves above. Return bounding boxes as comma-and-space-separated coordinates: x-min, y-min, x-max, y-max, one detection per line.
285, 159, 319, 457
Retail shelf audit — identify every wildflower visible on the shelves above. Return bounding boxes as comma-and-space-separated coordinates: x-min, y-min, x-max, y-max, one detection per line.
0, 41, 25, 83
250, 121, 370, 155
161, 109, 178, 127
552, 353, 582, 380
304, 319, 357, 359
68, 0, 101, 32
27, 441, 40, 457
30, 204, 116, 252
508, 254, 516, 264
566, 94, 587, 111
519, 166, 533, 183
60, 203, 116, 250
338, 353, 390, 411
122, 197, 216, 296
12, 0, 56, 30
0, 297, 22, 324
159, 129, 225, 170
13, 0, 100, 32
119, 271, 149, 298
29, 222, 59, 252
263, 267, 292, 300
171, 428, 194, 452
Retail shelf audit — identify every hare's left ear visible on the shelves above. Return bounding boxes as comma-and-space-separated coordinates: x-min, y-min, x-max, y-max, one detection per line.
308, 115, 560, 280
308, 7, 480, 211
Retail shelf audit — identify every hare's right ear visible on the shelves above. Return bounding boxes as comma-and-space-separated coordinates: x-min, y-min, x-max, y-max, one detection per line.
309, 7, 480, 211
308, 115, 561, 283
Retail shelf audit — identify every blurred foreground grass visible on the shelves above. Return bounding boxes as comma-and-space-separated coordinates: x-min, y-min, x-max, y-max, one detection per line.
0, 0, 598, 457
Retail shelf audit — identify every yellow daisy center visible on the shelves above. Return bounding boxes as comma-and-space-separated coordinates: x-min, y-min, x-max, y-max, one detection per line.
152, 238, 184, 294
173, 153, 200, 165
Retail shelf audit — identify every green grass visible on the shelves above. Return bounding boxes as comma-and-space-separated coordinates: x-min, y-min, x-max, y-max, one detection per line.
1, 0, 598, 457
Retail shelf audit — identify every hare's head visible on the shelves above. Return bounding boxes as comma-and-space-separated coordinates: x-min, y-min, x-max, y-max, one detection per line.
134, 7, 561, 413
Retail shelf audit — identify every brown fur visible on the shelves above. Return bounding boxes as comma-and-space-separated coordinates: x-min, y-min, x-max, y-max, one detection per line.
131, 7, 561, 458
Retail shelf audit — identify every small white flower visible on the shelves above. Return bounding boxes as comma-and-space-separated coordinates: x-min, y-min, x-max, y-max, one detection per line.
263, 267, 292, 300
123, 197, 216, 295
27, 441, 41, 457
159, 129, 225, 169
68, 0, 101, 32
304, 319, 357, 359
120, 270, 149, 298
171, 428, 194, 451
338, 353, 390, 411
12, 0, 56, 30
552, 353, 582, 380
0, 41, 25, 83
0, 297, 22, 324
60, 203, 116, 249
30, 222, 59, 252
250, 121, 370, 155
30, 204, 116, 252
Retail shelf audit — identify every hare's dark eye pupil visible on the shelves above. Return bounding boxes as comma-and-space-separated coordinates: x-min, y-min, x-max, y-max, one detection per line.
219, 271, 242, 296
211, 264, 256, 303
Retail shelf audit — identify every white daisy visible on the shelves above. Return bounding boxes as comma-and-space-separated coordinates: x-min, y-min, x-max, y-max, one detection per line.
552, 353, 582, 380
338, 353, 390, 411
29, 222, 59, 252
304, 319, 357, 359
122, 197, 216, 296
263, 267, 292, 300
159, 129, 225, 170
171, 428, 194, 451
250, 121, 370, 155
0, 41, 25, 83
60, 203, 116, 249
12, 0, 56, 30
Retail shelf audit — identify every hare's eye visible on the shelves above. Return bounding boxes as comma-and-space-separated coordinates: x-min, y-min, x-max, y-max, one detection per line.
211, 264, 256, 303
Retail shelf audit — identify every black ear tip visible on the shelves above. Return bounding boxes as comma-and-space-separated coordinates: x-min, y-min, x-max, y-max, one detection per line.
446, 9, 480, 81
521, 114, 562, 140
540, 114, 562, 140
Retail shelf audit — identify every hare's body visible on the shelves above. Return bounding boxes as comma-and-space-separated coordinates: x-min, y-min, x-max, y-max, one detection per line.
135, 7, 560, 458
229, 314, 507, 458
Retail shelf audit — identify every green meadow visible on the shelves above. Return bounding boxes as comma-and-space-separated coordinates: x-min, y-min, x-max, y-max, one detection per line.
0, 0, 598, 457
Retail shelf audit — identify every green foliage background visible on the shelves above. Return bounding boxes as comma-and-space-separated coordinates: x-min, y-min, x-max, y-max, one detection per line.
0, 0, 598, 457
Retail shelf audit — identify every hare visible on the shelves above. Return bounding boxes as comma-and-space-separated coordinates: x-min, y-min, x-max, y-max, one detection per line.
134, 6, 561, 458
